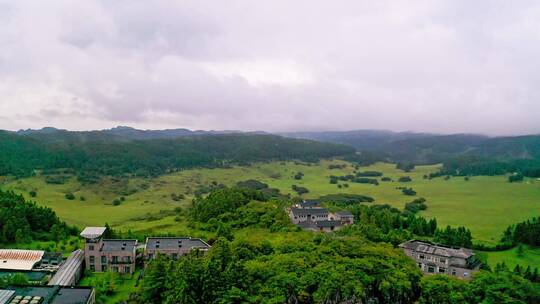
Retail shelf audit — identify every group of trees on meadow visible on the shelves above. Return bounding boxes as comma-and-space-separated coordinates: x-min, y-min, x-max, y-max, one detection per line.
501, 217, 540, 247
0, 190, 74, 244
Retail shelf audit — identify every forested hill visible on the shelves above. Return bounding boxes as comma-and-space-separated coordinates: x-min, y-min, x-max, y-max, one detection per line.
0, 130, 354, 180
282, 130, 540, 164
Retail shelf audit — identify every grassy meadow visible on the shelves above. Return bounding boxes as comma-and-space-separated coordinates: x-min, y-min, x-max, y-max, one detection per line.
2, 159, 540, 267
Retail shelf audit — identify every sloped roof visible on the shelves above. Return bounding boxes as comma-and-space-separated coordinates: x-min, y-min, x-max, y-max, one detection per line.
0, 289, 15, 304
80, 227, 106, 239
146, 237, 210, 250
101, 240, 137, 252
399, 240, 474, 259
0, 249, 44, 271
291, 207, 328, 216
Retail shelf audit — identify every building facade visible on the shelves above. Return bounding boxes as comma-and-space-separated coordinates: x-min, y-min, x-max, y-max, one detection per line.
81, 227, 137, 274
399, 240, 480, 279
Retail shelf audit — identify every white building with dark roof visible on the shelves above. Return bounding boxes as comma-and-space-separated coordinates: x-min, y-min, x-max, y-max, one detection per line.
81, 227, 137, 274
399, 240, 480, 279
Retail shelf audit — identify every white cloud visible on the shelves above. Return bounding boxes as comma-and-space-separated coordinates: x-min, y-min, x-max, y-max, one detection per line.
0, 0, 539, 135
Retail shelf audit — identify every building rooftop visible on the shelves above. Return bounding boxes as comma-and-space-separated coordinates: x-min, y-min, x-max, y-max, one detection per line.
48, 250, 84, 286
399, 240, 474, 259
146, 237, 211, 251
291, 207, 328, 216
335, 211, 353, 216
0, 289, 15, 304
0, 286, 94, 304
80, 227, 106, 239
0, 249, 45, 271
300, 199, 321, 208
101, 240, 137, 252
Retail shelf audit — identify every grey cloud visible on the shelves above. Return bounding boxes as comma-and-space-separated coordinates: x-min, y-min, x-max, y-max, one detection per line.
0, 0, 539, 134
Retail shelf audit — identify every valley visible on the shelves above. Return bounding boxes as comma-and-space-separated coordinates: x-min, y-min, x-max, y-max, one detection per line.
3, 159, 540, 269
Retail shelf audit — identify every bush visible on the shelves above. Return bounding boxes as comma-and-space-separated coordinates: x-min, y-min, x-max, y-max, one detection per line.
112, 199, 122, 206
80, 196, 86, 201
509, 173, 524, 183
294, 172, 304, 180
398, 176, 412, 182
402, 188, 417, 196
292, 185, 309, 195
356, 171, 383, 177
381, 177, 392, 182
65, 193, 75, 200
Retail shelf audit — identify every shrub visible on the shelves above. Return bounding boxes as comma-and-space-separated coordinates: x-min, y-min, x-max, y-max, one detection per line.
402, 188, 417, 196
112, 199, 122, 206
398, 176, 412, 182
65, 193, 76, 200
509, 173, 524, 183
291, 185, 309, 195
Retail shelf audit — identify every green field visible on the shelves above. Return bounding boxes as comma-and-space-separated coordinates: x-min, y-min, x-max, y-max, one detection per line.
2, 159, 540, 268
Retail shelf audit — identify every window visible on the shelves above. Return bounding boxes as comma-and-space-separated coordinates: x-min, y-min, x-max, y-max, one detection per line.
439, 267, 446, 273
451, 269, 457, 276
172, 253, 178, 260
89, 245, 94, 251
123, 256, 131, 263
89, 256, 95, 264
440, 258, 447, 264
148, 253, 154, 259
101, 256, 107, 264
417, 263, 423, 269
427, 266, 435, 273
124, 266, 131, 274
101, 265, 108, 272
112, 256, 119, 263
112, 266, 119, 272
419, 254, 425, 260
90, 264, 95, 271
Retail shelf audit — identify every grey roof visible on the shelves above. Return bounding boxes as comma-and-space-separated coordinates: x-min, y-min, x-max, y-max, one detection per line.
80, 227, 106, 239
0, 289, 15, 304
399, 240, 474, 259
48, 250, 84, 286
336, 211, 353, 216
300, 200, 320, 208
291, 207, 328, 216
101, 239, 137, 252
52, 287, 94, 304
146, 237, 211, 250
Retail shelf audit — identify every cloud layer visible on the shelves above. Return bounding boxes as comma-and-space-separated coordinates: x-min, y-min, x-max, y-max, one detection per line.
1, 0, 539, 135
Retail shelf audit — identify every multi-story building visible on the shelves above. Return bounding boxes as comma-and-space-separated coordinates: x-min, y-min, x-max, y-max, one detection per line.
399, 240, 480, 279
80, 227, 137, 274
144, 237, 211, 260
289, 207, 329, 224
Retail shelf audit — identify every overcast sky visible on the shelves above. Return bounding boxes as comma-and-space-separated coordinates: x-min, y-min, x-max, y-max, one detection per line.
1, 1, 539, 135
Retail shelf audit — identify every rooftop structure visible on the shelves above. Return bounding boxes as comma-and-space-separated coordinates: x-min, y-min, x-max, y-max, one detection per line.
48, 250, 84, 287
79, 227, 106, 240
0, 290, 15, 304
0, 286, 95, 304
298, 199, 321, 208
144, 237, 211, 260
399, 240, 480, 279
101, 240, 137, 252
0, 250, 45, 271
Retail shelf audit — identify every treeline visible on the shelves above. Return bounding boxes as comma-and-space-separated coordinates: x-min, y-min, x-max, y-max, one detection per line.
0, 132, 354, 181
501, 217, 540, 247
0, 190, 74, 244
441, 156, 540, 178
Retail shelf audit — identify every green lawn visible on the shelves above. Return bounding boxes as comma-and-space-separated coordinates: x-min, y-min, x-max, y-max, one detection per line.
485, 245, 540, 270
3, 160, 540, 245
